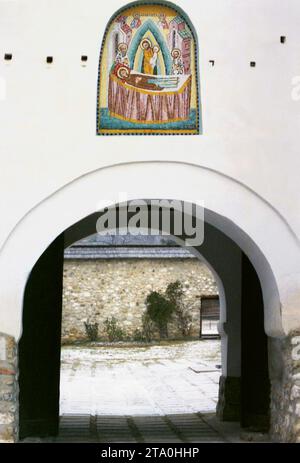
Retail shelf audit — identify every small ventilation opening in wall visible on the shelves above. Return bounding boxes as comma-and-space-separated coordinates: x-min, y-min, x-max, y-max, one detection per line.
209, 60, 215, 67
4, 53, 12, 61
46, 56, 53, 64
280, 36, 286, 44
81, 55, 88, 63
250, 61, 256, 67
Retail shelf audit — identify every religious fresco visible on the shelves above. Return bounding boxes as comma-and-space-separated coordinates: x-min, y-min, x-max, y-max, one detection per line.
97, 2, 200, 135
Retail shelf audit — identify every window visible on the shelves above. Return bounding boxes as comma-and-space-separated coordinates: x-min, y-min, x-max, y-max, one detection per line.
200, 296, 220, 338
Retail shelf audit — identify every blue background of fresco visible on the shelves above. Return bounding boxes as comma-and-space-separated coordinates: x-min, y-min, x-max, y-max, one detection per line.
99, 108, 198, 131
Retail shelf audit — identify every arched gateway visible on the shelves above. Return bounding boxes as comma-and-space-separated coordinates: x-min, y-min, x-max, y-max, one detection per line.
0, 0, 300, 444
0, 162, 299, 442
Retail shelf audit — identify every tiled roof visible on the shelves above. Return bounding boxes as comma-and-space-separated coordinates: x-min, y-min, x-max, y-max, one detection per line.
64, 234, 198, 259
178, 29, 192, 39
73, 234, 178, 247
64, 246, 196, 260
171, 15, 184, 24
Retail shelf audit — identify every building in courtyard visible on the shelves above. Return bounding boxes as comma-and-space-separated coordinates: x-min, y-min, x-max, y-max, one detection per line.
62, 234, 219, 343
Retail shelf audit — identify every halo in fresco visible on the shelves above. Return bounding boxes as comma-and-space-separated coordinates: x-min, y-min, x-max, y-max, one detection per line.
97, 2, 201, 135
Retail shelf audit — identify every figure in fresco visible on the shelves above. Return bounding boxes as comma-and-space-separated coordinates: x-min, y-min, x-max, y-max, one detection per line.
141, 38, 154, 75
115, 43, 130, 67
150, 45, 160, 74
157, 13, 169, 30
126, 73, 163, 91
113, 63, 131, 81
130, 13, 142, 29
113, 64, 164, 91
171, 48, 184, 75
115, 15, 127, 26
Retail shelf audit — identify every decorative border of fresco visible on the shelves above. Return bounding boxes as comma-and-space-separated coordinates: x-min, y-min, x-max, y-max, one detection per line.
96, 0, 202, 136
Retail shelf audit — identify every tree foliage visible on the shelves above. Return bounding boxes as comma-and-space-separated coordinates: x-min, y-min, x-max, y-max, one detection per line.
166, 281, 192, 337
145, 280, 192, 339
145, 291, 175, 338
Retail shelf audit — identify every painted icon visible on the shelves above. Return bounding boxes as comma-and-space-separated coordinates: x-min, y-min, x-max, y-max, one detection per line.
97, 2, 200, 135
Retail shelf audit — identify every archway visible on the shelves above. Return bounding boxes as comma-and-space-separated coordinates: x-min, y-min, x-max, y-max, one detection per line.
0, 161, 299, 441
18, 203, 270, 439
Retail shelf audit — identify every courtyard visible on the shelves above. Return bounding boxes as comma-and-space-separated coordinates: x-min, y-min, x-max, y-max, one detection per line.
60, 340, 221, 417
20, 340, 271, 442
54, 340, 238, 442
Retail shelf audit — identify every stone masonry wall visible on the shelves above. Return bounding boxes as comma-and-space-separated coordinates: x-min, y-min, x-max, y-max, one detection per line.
269, 332, 300, 442
0, 333, 18, 443
62, 258, 218, 343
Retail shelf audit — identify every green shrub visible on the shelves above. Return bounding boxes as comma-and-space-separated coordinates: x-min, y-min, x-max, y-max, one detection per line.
165, 280, 184, 304
103, 316, 125, 342
145, 291, 175, 339
141, 312, 155, 342
84, 321, 99, 342
166, 280, 192, 337
144, 280, 192, 340
133, 328, 146, 342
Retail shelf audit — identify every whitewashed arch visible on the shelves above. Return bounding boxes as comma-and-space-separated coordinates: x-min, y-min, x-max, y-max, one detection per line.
0, 161, 299, 339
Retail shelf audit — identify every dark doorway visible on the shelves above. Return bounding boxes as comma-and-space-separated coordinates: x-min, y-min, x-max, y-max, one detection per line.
19, 235, 64, 438
241, 254, 270, 431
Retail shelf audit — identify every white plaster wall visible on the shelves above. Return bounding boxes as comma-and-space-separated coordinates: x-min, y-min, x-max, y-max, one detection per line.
0, 0, 300, 337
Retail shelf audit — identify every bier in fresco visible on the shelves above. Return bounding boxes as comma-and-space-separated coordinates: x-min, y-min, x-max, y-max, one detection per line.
97, 3, 200, 135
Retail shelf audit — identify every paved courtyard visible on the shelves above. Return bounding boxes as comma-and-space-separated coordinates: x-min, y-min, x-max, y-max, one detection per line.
60, 340, 221, 417
23, 340, 269, 442
54, 340, 230, 442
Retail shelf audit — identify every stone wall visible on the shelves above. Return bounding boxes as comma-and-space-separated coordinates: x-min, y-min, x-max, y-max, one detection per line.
62, 258, 218, 343
216, 376, 241, 422
0, 333, 18, 443
269, 332, 300, 443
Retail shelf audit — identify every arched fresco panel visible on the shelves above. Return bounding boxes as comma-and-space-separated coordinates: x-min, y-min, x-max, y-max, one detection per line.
97, 2, 201, 135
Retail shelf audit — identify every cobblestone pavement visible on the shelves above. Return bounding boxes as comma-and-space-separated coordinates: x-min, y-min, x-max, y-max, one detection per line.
60, 340, 221, 417
53, 413, 228, 443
